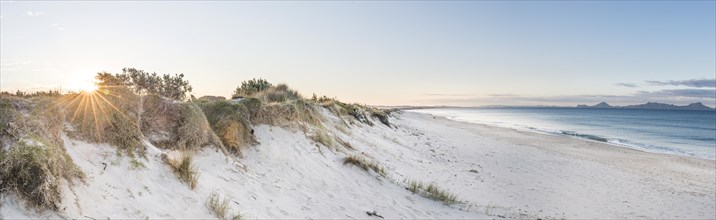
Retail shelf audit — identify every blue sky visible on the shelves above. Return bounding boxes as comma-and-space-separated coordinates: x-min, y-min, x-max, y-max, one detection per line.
1, 1, 714, 106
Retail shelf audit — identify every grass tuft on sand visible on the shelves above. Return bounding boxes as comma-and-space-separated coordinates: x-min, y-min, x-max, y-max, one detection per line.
404, 178, 459, 205
207, 192, 243, 220
163, 151, 198, 189
343, 155, 386, 177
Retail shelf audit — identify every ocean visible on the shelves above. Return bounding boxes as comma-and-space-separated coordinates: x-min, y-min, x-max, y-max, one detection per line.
410, 107, 716, 159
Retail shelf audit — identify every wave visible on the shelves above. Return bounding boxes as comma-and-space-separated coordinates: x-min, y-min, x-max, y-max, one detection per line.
434, 114, 707, 159
522, 126, 698, 158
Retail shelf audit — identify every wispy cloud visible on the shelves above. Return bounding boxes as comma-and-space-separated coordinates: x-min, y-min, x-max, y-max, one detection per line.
421, 93, 475, 97
25, 11, 44, 16
637, 89, 716, 99
615, 83, 637, 88
645, 79, 716, 88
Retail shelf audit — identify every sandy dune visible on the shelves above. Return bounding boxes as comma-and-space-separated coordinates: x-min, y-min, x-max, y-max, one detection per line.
2, 109, 714, 219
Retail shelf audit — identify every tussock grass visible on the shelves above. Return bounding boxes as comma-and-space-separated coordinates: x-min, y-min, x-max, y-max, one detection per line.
343, 155, 386, 176
312, 128, 334, 148
164, 152, 198, 189
207, 192, 230, 219
255, 83, 301, 103
207, 192, 243, 220
404, 178, 459, 205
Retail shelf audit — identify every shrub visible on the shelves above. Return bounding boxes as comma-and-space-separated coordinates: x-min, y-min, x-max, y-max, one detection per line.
164, 152, 198, 189
64, 86, 145, 157
0, 140, 84, 211
141, 95, 222, 151
196, 100, 256, 156
97, 68, 193, 101
343, 155, 386, 176
176, 103, 223, 150
232, 78, 272, 98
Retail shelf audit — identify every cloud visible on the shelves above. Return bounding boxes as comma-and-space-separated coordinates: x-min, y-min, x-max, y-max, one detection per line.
421, 93, 475, 97
615, 83, 637, 88
25, 11, 44, 16
637, 89, 716, 99
645, 79, 716, 88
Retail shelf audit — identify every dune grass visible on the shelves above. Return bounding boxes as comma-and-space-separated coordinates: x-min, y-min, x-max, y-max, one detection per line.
312, 128, 334, 148
404, 178, 459, 205
343, 155, 386, 177
164, 152, 198, 189
207, 192, 243, 220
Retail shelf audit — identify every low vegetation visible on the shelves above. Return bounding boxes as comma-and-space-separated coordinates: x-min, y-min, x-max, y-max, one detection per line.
311, 95, 394, 127
163, 152, 198, 189
343, 155, 386, 176
207, 192, 242, 220
195, 99, 256, 156
0, 95, 84, 211
404, 178, 459, 205
0, 140, 84, 211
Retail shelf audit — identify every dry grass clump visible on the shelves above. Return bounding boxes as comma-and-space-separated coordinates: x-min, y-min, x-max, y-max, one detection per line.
254, 83, 301, 103
207, 192, 231, 219
343, 155, 386, 176
0, 140, 84, 211
403, 178, 458, 205
252, 99, 321, 127
312, 128, 334, 148
163, 151, 198, 189
141, 95, 222, 151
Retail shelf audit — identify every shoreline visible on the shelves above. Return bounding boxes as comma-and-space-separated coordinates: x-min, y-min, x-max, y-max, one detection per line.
390, 111, 715, 218
422, 111, 715, 162
407, 109, 716, 161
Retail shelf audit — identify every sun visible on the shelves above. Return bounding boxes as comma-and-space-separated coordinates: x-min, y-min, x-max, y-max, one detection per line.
79, 81, 98, 93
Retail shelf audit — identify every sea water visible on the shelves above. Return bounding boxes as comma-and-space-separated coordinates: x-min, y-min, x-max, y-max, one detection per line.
411, 107, 716, 159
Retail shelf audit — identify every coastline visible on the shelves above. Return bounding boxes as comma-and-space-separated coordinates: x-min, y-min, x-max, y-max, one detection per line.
388, 111, 715, 218
408, 108, 716, 160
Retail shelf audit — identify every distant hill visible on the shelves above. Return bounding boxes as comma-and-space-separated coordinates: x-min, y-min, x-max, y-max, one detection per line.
577, 102, 715, 111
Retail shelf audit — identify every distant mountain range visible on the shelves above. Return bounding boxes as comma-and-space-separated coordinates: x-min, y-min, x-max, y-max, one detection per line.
577, 102, 715, 111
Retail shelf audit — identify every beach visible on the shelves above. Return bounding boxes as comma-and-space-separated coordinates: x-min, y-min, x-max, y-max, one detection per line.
386, 111, 716, 218
2, 109, 714, 219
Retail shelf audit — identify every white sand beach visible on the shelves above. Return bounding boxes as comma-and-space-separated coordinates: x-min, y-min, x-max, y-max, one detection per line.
2, 109, 714, 219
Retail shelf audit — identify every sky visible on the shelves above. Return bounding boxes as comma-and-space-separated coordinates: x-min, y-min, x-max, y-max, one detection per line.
1, 1, 715, 107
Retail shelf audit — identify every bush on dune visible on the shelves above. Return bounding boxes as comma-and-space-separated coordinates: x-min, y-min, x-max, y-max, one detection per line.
0, 141, 84, 211
141, 94, 222, 151
63, 85, 145, 157
196, 100, 256, 156
0, 99, 84, 211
